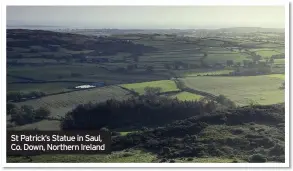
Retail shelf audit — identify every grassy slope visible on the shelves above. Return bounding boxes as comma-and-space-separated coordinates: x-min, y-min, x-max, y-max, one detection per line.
8, 65, 110, 81
267, 74, 285, 80
171, 92, 202, 101
182, 75, 284, 106
7, 82, 80, 94
255, 50, 283, 58
12, 86, 131, 118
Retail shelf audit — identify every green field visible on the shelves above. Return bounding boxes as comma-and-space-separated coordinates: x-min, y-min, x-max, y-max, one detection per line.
181, 75, 284, 106
267, 74, 285, 80
255, 50, 282, 58
7, 82, 80, 94
119, 132, 133, 136
121, 80, 179, 95
7, 63, 168, 87
250, 47, 284, 54
256, 43, 284, 48
8, 65, 109, 81
198, 39, 224, 46
274, 59, 285, 65
238, 41, 264, 47
171, 92, 202, 101
13, 86, 131, 119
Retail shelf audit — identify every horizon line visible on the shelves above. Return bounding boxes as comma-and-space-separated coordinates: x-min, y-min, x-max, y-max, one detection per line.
6, 25, 285, 30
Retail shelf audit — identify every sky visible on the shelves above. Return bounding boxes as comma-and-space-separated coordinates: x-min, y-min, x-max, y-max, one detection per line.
7, 6, 285, 29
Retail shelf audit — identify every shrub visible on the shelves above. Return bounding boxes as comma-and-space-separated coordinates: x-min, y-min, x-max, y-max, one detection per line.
231, 128, 244, 135
100, 127, 110, 133
169, 159, 175, 163
35, 107, 50, 119
268, 143, 284, 156
216, 95, 236, 108
10, 105, 51, 126
122, 152, 133, 157
144, 87, 162, 96
146, 139, 160, 149
248, 154, 267, 163
280, 82, 285, 89
11, 108, 34, 125
111, 131, 121, 136
247, 99, 259, 107
162, 147, 171, 154
7, 103, 17, 115
146, 66, 154, 72
7, 122, 15, 128
187, 158, 193, 161
141, 127, 149, 131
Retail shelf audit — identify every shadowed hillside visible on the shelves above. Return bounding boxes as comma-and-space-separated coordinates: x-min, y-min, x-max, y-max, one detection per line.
111, 103, 285, 163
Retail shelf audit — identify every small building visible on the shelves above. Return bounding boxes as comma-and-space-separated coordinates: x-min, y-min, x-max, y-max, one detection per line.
75, 85, 96, 89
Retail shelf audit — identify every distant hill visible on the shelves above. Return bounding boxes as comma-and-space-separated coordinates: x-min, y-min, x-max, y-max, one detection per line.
217, 27, 284, 33
196, 27, 284, 33
6, 29, 158, 59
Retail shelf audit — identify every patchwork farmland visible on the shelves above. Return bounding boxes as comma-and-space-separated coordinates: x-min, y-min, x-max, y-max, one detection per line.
6, 27, 285, 163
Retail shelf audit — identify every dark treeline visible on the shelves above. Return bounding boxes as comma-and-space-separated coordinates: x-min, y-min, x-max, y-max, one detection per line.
61, 97, 219, 130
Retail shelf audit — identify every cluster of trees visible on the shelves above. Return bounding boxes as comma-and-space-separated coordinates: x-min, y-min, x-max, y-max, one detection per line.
226, 60, 234, 67
7, 104, 51, 126
271, 53, 285, 59
145, 65, 154, 73
61, 96, 218, 130
114, 64, 140, 73
144, 87, 162, 97
228, 58, 274, 69
164, 62, 200, 70
162, 53, 276, 72
232, 67, 272, 76
215, 95, 236, 108
7, 91, 46, 102
126, 64, 138, 71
